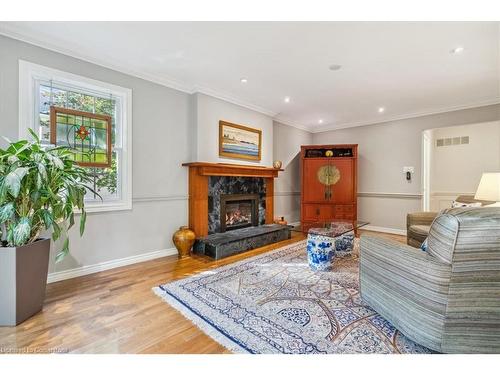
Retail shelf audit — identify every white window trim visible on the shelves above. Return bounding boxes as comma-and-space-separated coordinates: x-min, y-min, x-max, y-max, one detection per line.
18, 60, 133, 213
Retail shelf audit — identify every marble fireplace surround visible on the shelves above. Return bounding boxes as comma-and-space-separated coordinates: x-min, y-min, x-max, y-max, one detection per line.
182, 162, 283, 237
210, 179, 264, 234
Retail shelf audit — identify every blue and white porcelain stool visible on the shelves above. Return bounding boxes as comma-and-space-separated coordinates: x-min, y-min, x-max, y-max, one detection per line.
306, 223, 355, 270
306, 231, 335, 271
335, 232, 355, 257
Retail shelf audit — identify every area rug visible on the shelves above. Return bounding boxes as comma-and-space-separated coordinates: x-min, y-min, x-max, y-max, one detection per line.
153, 240, 433, 354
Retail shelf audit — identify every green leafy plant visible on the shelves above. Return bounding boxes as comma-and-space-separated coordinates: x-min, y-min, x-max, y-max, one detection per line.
95, 156, 117, 195
0, 130, 99, 261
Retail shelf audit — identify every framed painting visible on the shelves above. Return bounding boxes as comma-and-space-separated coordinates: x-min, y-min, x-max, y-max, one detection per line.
50, 106, 112, 168
219, 120, 262, 161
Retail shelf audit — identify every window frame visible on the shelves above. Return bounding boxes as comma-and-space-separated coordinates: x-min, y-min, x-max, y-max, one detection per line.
19, 60, 133, 213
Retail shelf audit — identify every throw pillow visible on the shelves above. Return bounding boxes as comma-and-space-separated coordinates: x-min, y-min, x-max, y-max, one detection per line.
451, 201, 482, 208
421, 238, 428, 252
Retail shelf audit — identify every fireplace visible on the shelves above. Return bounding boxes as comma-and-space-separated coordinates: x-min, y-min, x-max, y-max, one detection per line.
220, 194, 259, 232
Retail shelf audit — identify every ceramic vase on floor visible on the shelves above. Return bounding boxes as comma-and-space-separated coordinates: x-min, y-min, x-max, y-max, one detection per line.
172, 226, 196, 258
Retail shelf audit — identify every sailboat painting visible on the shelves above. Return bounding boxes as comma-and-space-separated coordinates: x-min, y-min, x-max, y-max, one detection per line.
219, 120, 262, 161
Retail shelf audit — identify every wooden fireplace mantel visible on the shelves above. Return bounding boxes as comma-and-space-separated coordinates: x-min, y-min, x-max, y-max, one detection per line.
182, 162, 283, 178
182, 162, 283, 237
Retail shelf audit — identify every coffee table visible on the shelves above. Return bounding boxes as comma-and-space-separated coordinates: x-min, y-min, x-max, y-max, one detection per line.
290, 221, 369, 271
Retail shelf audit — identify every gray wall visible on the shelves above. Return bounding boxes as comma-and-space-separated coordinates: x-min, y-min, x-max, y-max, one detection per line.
273, 121, 313, 223
312, 104, 500, 231
194, 93, 274, 166
1, 35, 191, 274
0, 35, 308, 277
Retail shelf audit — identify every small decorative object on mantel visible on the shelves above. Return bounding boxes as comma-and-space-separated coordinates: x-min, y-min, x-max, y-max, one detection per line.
273, 160, 282, 169
274, 216, 288, 225
219, 120, 262, 161
172, 226, 196, 258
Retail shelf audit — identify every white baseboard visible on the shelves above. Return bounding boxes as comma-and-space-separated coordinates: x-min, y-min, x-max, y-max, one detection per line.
47, 247, 178, 284
361, 225, 407, 236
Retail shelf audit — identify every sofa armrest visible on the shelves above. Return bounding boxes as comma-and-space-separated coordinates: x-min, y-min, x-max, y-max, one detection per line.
359, 234, 451, 352
360, 235, 451, 302
407, 211, 438, 229
361, 234, 447, 268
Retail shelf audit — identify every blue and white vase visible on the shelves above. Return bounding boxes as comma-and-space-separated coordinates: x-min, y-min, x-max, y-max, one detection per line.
306, 234, 335, 271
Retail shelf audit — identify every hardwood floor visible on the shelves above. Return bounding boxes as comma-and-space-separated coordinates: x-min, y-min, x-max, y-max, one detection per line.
0, 230, 405, 354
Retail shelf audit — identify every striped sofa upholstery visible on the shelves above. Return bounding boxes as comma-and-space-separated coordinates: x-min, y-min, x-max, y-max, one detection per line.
360, 207, 500, 353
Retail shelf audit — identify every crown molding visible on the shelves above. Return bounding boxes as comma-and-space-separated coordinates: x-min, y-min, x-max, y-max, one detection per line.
2, 23, 498, 135
311, 97, 500, 133
0, 24, 195, 94
272, 116, 314, 132
194, 85, 277, 117
0, 24, 289, 123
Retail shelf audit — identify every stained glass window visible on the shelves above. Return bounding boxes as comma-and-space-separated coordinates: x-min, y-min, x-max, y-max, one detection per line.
50, 106, 112, 168
37, 81, 120, 202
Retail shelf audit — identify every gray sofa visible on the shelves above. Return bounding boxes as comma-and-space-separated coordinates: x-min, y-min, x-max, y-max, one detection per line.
360, 207, 500, 353
406, 195, 492, 248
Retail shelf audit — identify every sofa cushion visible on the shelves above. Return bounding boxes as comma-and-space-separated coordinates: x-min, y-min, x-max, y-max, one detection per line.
454, 195, 494, 206
451, 200, 482, 208
408, 224, 430, 239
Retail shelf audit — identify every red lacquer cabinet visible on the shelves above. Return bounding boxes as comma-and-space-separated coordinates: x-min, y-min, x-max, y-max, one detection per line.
300, 144, 358, 231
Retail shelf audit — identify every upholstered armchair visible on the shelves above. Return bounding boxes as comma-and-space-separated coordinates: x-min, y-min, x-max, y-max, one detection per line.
360, 207, 500, 353
406, 211, 437, 247
406, 195, 493, 248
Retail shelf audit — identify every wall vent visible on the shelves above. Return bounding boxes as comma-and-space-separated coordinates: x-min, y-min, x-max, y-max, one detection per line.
436, 136, 469, 147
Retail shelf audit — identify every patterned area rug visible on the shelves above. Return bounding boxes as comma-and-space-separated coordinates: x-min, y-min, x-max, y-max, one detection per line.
153, 240, 432, 354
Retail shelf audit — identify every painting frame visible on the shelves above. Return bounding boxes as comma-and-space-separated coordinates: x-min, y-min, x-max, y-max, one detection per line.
50, 106, 112, 168
218, 120, 262, 161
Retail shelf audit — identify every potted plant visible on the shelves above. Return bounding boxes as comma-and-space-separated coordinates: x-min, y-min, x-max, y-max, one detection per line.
0, 130, 96, 326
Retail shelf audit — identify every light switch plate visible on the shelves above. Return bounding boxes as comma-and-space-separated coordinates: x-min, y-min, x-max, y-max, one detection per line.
403, 166, 414, 173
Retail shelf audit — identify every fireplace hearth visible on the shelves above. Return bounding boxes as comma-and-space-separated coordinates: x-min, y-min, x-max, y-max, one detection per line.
183, 162, 285, 259
220, 194, 259, 232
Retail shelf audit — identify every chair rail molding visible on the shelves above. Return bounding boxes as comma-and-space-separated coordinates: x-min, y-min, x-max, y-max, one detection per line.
430, 191, 476, 197
357, 192, 423, 199
132, 195, 189, 203
274, 191, 301, 197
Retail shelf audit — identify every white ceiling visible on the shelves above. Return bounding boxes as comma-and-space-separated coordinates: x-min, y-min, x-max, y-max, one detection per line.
1, 22, 499, 132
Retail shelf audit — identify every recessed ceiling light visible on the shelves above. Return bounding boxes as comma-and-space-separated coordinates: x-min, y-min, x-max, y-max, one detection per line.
318, 119, 324, 124
451, 46, 464, 54
240, 78, 248, 83
284, 96, 291, 103
378, 107, 385, 113
329, 64, 342, 71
